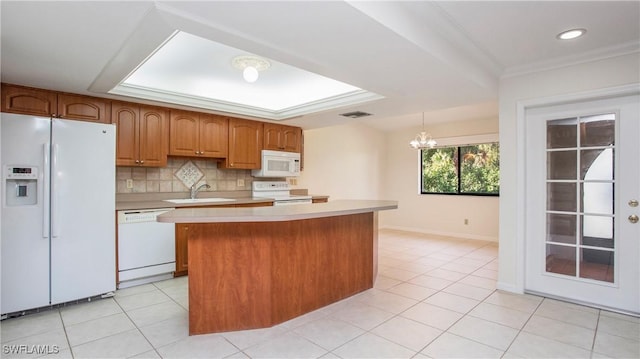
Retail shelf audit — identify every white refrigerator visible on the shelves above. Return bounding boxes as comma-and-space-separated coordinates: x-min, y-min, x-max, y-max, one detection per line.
1, 113, 116, 315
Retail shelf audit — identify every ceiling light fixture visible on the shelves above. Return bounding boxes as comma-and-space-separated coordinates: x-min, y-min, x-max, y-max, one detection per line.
556, 28, 586, 40
232, 55, 271, 83
409, 113, 437, 149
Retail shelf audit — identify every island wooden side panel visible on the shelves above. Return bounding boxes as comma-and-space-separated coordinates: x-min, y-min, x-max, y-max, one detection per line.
187, 212, 376, 334
188, 224, 272, 334
270, 212, 374, 324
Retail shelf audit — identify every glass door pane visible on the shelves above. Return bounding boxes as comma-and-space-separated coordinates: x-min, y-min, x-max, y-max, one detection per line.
545, 113, 616, 283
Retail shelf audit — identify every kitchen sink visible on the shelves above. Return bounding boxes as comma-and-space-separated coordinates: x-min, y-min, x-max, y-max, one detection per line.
163, 198, 236, 204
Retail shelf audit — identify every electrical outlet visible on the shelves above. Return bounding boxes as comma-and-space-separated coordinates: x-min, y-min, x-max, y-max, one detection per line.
126, 179, 133, 189
237, 179, 245, 187
464, 218, 469, 225
289, 178, 297, 185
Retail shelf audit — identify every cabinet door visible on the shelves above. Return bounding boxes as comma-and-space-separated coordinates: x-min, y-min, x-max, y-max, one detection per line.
1, 83, 57, 117
57, 93, 111, 123
264, 123, 283, 151
225, 118, 263, 169
139, 106, 168, 167
263, 123, 301, 152
112, 102, 139, 166
282, 126, 302, 152
174, 224, 189, 277
199, 114, 228, 158
169, 110, 199, 156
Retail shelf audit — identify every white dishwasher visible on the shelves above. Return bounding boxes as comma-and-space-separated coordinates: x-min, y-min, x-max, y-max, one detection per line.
117, 208, 176, 289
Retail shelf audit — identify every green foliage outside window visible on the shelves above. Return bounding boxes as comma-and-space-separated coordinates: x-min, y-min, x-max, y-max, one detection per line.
422, 147, 458, 193
421, 142, 499, 195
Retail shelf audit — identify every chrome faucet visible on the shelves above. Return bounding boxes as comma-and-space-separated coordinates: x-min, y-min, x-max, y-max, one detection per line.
190, 183, 211, 199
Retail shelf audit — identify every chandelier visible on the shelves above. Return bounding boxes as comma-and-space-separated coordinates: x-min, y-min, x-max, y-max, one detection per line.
409, 113, 437, 149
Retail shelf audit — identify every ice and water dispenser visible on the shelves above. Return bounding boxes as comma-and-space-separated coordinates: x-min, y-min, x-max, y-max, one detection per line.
4, 165, 38, 206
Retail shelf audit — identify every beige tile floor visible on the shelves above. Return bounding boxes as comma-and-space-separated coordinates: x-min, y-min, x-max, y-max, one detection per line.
1, 229, 639, 358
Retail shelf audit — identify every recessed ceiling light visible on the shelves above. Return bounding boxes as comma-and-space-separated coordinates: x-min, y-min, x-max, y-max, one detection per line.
557, 28, 586, 40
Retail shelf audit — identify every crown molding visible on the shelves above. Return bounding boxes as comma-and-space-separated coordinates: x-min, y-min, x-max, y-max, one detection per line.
502, 41, 640, 79
110, 84, 383, 121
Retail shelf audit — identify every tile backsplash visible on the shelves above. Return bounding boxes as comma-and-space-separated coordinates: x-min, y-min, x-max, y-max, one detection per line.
116, 158, 253, 194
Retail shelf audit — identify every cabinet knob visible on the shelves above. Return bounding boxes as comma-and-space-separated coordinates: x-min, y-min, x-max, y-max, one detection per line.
135, 160, 140, 164
140, 160, 144, 164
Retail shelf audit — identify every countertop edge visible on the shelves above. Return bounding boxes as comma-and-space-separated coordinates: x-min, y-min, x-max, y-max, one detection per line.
115, 197, 274, 211
157, 200, 398, 223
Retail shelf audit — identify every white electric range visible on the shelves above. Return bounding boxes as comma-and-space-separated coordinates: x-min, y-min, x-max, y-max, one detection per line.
252, 181, 312, 205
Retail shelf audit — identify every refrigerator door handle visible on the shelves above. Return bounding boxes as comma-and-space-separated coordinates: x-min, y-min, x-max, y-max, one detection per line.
43, 142, 50, 238
51, 143, 59, 238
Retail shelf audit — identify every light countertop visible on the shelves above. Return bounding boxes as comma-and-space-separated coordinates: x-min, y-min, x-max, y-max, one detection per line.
116, 197, 274, 211
115, 191, 328, 211
157, 200, 398, 223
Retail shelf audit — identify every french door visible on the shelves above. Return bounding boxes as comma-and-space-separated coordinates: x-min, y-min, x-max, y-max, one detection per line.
524, 94, 639, 315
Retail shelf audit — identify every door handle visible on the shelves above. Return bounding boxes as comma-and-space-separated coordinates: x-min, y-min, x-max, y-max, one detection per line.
629, 214, 639, 224
629, 199, 639, 207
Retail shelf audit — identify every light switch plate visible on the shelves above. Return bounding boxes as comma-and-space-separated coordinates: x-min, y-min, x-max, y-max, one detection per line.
237, 179, 245, 187
126, 179, 133, 189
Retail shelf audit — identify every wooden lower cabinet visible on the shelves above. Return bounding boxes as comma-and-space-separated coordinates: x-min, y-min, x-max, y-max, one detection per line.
174, 202, 273, 277
174, 223, 191, 277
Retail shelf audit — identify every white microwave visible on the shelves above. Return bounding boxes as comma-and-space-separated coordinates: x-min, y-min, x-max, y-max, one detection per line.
251, 150, 301, 178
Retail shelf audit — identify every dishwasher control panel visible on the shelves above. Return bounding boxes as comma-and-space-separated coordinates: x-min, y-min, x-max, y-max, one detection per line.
117, 208, 175, 224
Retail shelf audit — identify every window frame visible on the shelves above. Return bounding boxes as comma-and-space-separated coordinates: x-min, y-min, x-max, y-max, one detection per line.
420, 141, 500, 196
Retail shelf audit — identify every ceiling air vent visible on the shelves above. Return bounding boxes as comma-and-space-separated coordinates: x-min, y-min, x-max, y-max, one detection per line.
339, 111, 372, 119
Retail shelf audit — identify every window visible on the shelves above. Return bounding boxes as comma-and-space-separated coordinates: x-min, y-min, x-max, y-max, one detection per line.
421, 142, 499, 195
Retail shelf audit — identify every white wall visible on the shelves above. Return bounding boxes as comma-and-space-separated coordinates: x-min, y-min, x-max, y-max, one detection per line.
498, 52, 640, 292
383, 118, 499, 241
299, 117, 500, 241
297, 122, 386, 200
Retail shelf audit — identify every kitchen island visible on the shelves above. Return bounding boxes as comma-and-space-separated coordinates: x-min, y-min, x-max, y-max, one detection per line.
157, 200, 397, 335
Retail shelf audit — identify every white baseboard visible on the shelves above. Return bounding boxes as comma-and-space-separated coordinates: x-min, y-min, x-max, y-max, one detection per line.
496, 282, 524, 294
380, 225, 498, 242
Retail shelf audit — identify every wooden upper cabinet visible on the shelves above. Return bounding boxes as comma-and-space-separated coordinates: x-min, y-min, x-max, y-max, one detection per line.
169, 110, 199, 156
223, 118, 263, 169
139, 106, 169, 167
169, 110, 228, 158
2, 83, 110, 123
199, 114, 229, 158
1, 83, 57, 117
112, 101, 168, 167
264, 123, 302, 153
112, 103, 138, 166
57, 94, 110, 123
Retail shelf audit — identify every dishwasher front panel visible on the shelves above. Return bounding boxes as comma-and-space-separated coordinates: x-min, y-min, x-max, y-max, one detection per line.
118, 209, 176, 285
